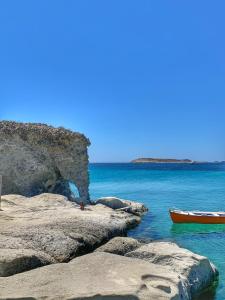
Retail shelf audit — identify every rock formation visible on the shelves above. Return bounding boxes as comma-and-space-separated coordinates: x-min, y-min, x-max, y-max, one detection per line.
96, 196, 148, 216
0, 193, 141, 276
0, 247, 218, 300
0, 121, 219, 299
125, 241, 218, 298
0, 121, 90, 202
0, 194, 218, 299
95, 236, 142, 255
0, 252, 187, 299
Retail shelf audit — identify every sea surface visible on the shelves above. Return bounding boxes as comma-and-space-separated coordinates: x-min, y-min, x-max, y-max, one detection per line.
89, 162, 225, 300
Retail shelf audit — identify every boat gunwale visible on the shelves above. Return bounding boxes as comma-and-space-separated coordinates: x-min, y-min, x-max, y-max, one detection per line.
169, 209, 225, 217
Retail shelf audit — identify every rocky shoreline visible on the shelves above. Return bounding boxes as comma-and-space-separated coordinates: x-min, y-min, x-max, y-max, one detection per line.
0, 194, 142, 276
0, 193, 218, 299
0, 122, 219, 299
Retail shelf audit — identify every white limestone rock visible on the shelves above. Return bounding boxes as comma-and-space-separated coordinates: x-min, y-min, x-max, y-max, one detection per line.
96, 196, 148, 215
95, 236, 142, 255
126, 241, 218, 299
0, 121, 90, 203
0, 193, 140, 276
0, 252, 189, 300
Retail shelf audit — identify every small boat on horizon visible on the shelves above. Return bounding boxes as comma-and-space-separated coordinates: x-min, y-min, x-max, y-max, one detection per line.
170, 209, 225, 224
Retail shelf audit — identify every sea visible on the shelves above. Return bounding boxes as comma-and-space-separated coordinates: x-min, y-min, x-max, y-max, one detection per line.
89, 162, 225, 300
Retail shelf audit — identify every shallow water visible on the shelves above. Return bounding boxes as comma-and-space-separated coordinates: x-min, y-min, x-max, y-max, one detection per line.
89, 163, 225, 299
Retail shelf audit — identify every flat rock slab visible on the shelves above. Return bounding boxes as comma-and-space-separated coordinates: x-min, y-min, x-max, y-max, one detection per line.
0, 252, 187, 300
126, 241, 218, 298
0, 193, 140, 276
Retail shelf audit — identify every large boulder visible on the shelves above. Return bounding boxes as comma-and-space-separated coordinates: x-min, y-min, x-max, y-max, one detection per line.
0, 121, 90, 203
96, 197, 148, 216
126, 241, 218, 299
95, 237, 142, 255
0, 193, 141, 276
0, 252, 189, 299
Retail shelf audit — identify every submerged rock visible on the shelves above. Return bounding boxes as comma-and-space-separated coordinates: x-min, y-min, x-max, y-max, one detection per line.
0, 193, 140, 276
95, 236, 142, 255
96, 196, 148, 216
0, 121, 90, 203
126, 241, 218, 299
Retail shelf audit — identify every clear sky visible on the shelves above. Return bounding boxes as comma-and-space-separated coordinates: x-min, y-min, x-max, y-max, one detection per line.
0, 1, 225, 162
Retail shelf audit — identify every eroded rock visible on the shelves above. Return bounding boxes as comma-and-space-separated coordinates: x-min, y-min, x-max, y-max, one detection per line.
96, 197, 148, 216
0, 121, 90, 203
0, 194, 218, 299
126, 241, 218, 298
0, 252, 188, 300
0, 193, 141, 276
0, 247, 218, 300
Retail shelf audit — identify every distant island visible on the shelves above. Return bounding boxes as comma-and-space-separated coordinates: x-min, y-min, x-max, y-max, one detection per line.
131, 158, 194, 163
131, 158, 225, 164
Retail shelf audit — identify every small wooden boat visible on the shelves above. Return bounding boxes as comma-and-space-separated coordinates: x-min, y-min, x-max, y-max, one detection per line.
170, 209, 225, 224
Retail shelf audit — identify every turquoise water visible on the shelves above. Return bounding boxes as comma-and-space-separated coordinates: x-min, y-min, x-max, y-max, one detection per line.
89, 163, 225, 300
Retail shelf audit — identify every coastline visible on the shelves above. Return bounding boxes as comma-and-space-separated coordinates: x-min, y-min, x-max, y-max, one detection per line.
0, 193, 218, 299
0, 122, 221, 299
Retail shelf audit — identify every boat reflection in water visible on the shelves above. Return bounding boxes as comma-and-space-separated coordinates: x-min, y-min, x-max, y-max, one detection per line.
171, 223, 225, 235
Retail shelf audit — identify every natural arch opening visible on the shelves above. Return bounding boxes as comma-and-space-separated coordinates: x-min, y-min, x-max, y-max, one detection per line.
69, 181, 80, 200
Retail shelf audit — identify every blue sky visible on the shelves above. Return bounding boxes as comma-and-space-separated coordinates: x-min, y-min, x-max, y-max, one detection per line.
0, 1, 224, 162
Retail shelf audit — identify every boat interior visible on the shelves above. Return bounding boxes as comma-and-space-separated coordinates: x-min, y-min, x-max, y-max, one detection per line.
171, 210, 225, 217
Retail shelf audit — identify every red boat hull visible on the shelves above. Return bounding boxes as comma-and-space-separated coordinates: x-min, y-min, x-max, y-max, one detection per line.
170, 210, 225, 224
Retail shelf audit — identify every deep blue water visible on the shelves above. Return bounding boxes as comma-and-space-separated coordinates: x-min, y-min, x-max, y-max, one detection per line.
89, 163, 225, 299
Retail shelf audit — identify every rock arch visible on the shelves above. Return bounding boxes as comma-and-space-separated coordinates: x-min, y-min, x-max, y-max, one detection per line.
0, 121, 90, 204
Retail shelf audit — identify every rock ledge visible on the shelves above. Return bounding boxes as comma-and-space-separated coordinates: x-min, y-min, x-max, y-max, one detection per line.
0, 193, 141, 276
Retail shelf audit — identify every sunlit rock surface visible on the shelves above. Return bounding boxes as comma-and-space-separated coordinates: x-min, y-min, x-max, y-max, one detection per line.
0, 121, 90, 202
96, 196, 148, 216
0, 251, 217, 300
0, 193, 140, 276
0, 252, 188, 299
95, 236, 142, 255
126, 241, 218, 299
